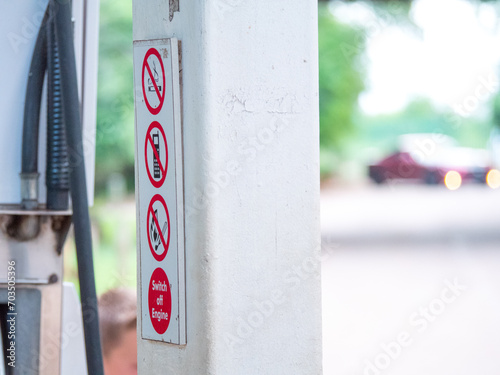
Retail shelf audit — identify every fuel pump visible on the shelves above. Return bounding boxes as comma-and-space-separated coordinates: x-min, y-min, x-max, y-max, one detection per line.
0, 1, 102, 374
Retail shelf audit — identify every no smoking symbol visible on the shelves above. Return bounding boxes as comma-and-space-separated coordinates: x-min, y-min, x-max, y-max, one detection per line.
144, 121, 168, 188
147, 195, 171, 262
142, 48, 166, 115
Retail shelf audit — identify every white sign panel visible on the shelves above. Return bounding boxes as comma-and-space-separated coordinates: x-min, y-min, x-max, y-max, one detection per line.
133, 38, 185, 344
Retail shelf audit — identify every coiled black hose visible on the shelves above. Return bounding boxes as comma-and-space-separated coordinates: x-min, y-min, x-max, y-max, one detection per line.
46, 13, 70, 210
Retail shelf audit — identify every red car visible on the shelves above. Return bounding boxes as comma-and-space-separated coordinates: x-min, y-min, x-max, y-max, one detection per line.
368, 134, 494, 187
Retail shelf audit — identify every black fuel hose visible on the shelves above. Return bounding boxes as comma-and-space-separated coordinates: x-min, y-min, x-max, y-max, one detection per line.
20, 9, 48, 209
51, 0, 104, 373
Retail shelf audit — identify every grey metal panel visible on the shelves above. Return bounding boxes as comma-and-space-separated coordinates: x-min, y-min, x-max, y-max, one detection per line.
0, 288, 41, 375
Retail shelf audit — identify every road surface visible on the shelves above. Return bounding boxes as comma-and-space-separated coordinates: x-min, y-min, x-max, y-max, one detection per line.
321, 183, 500, 375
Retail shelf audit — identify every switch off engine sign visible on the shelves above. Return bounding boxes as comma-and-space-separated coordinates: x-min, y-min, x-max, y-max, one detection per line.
133, 38, 186, 344
149, 268, 172, 335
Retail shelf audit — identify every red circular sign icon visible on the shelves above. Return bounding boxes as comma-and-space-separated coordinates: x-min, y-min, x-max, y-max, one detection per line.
147, 194, 171, 261
144, 121, 168, 188
142, 48, 166, 115
148, 267, 172, 334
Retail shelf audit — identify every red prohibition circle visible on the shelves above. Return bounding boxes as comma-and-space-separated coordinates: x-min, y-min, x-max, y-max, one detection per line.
147, 194, 171, 262
142, 48, 166, 115
144, 121, 168, 188
148, 268, 172, 334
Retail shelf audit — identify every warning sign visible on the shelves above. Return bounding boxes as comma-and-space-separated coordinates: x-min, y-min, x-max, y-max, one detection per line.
142, 48, 166, 115
134, 38, 185, 344
148, 267, 172, 334
147, 194, 171, 262
144, 121, 168, 188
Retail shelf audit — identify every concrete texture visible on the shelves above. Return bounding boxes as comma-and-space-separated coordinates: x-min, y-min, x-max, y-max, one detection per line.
134, 1, 322, 373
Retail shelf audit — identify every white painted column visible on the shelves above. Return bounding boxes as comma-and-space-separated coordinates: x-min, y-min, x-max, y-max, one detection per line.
133, 1, 322, 374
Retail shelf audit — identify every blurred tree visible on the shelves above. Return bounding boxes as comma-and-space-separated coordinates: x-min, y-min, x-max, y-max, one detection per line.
94, 0, 135, 196
318, 4, 365, 150
492, 94, 500, 128
358, 97, 492, 152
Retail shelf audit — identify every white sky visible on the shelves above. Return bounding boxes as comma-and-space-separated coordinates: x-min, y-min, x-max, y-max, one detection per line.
330, 0, 500, 115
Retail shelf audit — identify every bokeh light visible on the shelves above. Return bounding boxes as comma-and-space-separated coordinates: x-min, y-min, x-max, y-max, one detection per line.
486, 169, 500, 189
444, 171, 462, 190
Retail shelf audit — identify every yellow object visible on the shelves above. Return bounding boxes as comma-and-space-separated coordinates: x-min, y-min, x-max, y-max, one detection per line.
444, 171, 462, 190
486, 169, 500, 189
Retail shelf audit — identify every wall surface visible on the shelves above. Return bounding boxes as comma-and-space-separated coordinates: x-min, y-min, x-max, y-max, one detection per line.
134, 1, 322, 373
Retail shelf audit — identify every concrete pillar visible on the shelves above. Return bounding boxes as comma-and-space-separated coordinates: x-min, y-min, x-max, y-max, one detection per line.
133, 1, 321, 374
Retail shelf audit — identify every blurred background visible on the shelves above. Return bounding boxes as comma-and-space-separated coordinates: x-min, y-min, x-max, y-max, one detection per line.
319, 1, 500, 374
65, 0, 500, 373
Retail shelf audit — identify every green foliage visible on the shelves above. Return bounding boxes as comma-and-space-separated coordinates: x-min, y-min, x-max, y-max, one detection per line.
65, 198, 137, 293
318, 4, 365, 151
95, 0, 134, 196
357, 98, 492, 153
492, 93, 500, 128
